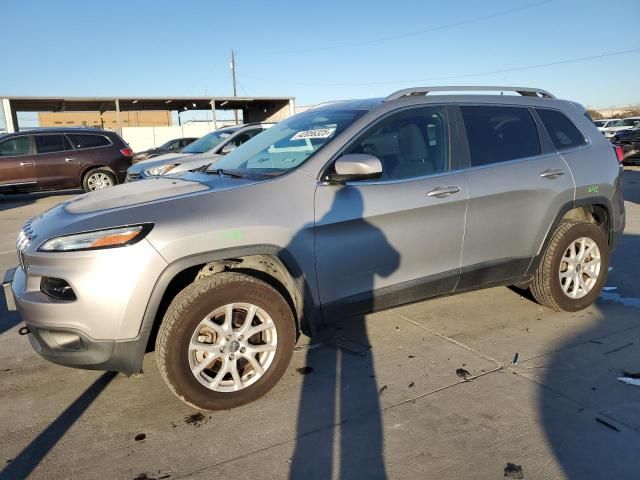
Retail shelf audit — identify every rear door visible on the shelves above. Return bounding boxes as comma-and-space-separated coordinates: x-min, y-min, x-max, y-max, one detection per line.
33, 133, 78, 188
0, 135, 36, 187
314, 105, 468, 317
456, 104, 575, 290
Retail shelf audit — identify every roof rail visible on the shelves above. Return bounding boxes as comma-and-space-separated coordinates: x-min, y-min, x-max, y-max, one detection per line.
384, 86, 555, 101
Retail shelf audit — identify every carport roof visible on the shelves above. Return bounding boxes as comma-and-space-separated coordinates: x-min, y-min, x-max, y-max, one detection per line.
3, 96, 294, 112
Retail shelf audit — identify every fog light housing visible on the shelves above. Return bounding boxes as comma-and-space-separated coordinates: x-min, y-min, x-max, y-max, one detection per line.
40, 277, 76, 301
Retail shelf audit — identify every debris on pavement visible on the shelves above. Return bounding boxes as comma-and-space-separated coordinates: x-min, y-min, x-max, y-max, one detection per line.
617, 371, 640, 387
379, 385, 388, 395
596, 417, 621, 432
604, 342, 634, 355
184, 412, 209, 427
504, 462, 524, 479
134, 433, 146, 441
408, 354, 416, 359
602, 286, 618, 291
296, 366, 314, 375
512, 352, 520, 365
408, 382, 415, 388
456, 368, 471, 379
294, 343, 322, 353
328, 335, 372, 356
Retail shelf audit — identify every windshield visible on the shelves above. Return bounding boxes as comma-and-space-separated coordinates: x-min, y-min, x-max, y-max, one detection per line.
182, 130, 235, 154
594, 120, 606, 127
158, 139, 176, 149
205, 109, 367, 176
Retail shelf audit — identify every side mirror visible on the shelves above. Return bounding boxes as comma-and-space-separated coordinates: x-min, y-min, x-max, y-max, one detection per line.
327, 154, 383, 183
220, 143, 237, 154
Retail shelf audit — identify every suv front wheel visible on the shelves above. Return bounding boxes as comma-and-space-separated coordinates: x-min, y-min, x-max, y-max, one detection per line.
155, 272, 296, 411
530, 220, 609, 311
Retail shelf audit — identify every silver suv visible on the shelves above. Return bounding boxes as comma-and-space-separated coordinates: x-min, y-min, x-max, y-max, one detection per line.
4, 86, 625, 411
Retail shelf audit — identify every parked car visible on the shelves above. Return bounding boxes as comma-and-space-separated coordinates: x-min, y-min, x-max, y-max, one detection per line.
132, 137, 198, 163
0, 128, 133, 193
4, 86, 624, 411
603, 116, 640, 138
593, 118, 618, 132
125, 124, 272, 181
612, 126, 640, 162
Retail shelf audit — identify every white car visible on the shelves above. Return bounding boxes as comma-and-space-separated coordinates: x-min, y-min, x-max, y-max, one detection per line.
126, 123, 273, 181
604, 117, 640, 139
593, 118, 618, 133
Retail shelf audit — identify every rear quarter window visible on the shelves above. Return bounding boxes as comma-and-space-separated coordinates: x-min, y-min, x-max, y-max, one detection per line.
536, 109, 587, 151
67, 134, 111, 149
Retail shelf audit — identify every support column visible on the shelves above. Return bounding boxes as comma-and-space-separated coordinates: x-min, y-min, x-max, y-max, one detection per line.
211, 98, 217, 130
1, 98, 17, 133
289, 98, 295, 118
115, 98, 121, 133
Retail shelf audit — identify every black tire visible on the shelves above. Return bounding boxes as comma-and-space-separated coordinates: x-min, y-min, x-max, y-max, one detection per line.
530, 220, 609, 311
82, 168, 116, 192
155, 272, 296, 411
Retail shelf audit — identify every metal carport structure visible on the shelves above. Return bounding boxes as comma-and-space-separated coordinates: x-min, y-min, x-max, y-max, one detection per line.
0, 95, 296, 133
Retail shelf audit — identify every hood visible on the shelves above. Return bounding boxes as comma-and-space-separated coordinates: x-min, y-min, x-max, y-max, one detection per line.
65, 177, 210, 214
128, 152, 191, 174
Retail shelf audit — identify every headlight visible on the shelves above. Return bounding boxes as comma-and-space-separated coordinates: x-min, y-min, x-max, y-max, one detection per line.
38, 225, 153, 252
143, 164, 179, 176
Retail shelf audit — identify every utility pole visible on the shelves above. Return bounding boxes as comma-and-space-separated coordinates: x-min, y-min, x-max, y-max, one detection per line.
231, 49, 238, 125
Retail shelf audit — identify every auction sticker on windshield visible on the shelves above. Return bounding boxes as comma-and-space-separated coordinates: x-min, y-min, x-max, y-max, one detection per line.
291, 127, 336, 141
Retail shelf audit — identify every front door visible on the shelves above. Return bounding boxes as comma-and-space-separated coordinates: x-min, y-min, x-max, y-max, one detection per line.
314, 105, 468, 319
0, 135, 36, 187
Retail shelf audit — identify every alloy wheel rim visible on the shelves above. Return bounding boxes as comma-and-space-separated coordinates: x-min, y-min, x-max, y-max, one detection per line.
87, 173, 112, 190
188, 302, 277, 392
558, 237, 601, 299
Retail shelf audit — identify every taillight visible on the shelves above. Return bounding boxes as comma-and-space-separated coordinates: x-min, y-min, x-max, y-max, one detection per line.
613, 145, 624, 164
120, 147, 133, 157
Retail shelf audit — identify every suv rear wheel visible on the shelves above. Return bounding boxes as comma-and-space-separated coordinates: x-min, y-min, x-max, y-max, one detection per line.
83, 168, 116, 192
155, 272, 296, 411
530, 220, 609, 311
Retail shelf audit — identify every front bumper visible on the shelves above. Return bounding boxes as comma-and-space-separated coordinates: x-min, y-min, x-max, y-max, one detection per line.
7, 238, 167, 374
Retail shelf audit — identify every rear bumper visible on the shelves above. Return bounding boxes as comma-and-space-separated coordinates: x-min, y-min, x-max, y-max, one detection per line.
610, 168, 626, 251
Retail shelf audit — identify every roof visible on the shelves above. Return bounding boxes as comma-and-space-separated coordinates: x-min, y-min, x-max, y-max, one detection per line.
1, 96, 294, 113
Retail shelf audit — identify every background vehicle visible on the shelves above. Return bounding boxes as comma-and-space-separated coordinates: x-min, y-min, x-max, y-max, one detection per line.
612, 126, 640, 162
132, 137, 198, 163
0, 128, 133, 193
593, 118, 617, 132
125, 123, 271, 181
604, 116, 640, 138
5, 86, 624, 412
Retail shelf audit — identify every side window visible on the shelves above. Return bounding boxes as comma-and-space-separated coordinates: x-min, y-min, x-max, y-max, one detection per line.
35, 135, 72, 154
461, 106, 541, 166
536, 109, 587, 150
0, 136, 30, 156
344, 106, 449, 180
232, 128, 262, 147
67, 134, 110, 149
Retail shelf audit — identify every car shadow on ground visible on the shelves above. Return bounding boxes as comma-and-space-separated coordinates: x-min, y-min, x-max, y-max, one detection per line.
0, 372, 117, 479
0, 288, 21, 335
0, 190, 82, 213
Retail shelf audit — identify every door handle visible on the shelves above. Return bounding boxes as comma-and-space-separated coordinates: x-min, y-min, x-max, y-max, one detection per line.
64, 157, 75, 162
19, 162, 31, 166
540, 169, 565, 179
426, 185, 461, 198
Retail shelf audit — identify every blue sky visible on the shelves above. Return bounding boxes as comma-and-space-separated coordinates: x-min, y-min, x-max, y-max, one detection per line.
1, 0, 638, 127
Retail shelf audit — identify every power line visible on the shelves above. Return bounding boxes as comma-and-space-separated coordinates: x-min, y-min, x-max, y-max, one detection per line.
240, 0, 552, 55
242, 47, 640, 88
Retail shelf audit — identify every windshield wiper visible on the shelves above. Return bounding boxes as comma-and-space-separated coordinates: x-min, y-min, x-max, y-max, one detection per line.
207, 168, 244, 178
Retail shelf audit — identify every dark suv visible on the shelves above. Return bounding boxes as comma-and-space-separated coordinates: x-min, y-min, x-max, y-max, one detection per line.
0, 128, 133, 193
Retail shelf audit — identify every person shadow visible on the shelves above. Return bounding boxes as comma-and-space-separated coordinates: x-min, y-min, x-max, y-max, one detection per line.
288, 186, 400, 480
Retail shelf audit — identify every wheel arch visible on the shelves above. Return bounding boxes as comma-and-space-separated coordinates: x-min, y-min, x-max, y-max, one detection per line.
137, 245, 317, 364
80, 165, 118, 186
527, 197, 613, 277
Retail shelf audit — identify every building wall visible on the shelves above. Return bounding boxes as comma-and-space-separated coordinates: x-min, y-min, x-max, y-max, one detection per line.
38, 110, 172, 128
